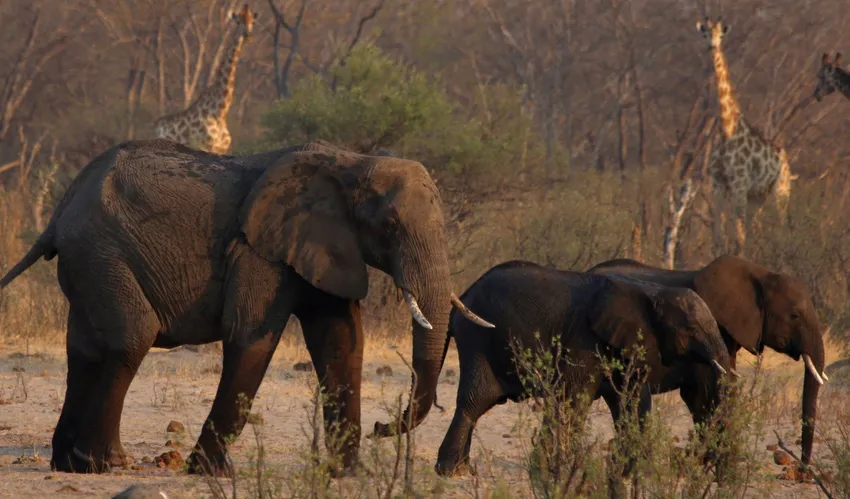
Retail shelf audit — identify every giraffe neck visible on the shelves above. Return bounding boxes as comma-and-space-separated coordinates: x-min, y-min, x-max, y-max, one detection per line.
202, 32, 247, 119
711, 47, 741, 139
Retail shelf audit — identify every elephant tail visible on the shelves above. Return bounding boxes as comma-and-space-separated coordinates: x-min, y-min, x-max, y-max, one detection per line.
0, 228, 57, 289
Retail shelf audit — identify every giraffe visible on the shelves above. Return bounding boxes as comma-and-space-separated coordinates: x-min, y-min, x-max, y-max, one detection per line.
814, 52, 850, 102
696, 18, 798, 256
153, 4, 259, 154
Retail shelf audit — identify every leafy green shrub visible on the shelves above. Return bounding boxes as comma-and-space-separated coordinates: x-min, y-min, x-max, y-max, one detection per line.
259, 43, 544, 177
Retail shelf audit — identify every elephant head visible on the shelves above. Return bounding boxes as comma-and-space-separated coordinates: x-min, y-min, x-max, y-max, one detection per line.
692, 255, 826, 464
239, 149, 493, 437
588, 278, 734, 378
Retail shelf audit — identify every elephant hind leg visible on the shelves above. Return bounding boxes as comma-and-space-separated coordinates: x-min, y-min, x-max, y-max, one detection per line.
51, 305, 103, 472
63, 269, 161, 473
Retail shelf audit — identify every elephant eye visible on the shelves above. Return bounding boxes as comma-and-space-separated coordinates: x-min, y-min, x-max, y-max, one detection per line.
790, 312, 800, 320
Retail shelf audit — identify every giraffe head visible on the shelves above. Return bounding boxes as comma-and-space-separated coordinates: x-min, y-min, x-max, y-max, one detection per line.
229, 4, 259, 41
814, 52, 850, 101
696, 18, 730, 50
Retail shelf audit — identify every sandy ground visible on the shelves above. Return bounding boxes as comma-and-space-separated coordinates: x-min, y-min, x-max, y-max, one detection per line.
0, 337, 842, 498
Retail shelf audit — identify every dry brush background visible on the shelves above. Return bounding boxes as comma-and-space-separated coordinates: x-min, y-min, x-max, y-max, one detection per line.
2, 0, 850, 497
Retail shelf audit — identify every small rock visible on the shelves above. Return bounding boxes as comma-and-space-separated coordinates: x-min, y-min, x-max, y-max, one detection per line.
376, 365, 393, 377
141, 456, 153, 463
502, 433, 512, 438
57, 485, 81, 493
43, 475, 54, 480
293, 361, 313, 372
246, 412, 264, 425
445, 368, 457, 378
672, 436, 680, 443
773, 450, 792, 466
766, 444, 778, 451
166, 421, 185, 433
154, 450, 184, 469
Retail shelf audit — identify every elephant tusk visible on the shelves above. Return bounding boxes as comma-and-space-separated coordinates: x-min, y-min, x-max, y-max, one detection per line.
451, 293, 495, 328
711, 359, 727, 375
803, 354, 825, 385
729, 369, 741, 378
403, 290, 433, 330
822, 371, 830, 381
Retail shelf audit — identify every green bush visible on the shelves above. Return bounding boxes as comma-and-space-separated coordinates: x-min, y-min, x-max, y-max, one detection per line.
259, 43, 544, 176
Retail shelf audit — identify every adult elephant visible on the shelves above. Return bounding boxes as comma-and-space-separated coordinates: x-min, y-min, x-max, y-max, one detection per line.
432, 260, 734, 478
0, 138, 493, 476
587, 256, 827, 464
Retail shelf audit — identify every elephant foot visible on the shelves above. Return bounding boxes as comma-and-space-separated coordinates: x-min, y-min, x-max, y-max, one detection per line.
186, 451, 232, 478
434, 458, 474, 477
50, 446, 110, 474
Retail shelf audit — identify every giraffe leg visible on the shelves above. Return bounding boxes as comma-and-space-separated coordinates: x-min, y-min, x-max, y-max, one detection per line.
751, 205, 764, 237
709, 182, 727, 256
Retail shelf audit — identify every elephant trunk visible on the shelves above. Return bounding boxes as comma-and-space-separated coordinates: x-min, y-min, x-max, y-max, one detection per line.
800, 332, 826, 465
372, 239, 452, 438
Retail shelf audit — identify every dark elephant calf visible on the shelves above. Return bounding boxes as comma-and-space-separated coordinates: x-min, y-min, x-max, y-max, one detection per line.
434, 260, 736, 478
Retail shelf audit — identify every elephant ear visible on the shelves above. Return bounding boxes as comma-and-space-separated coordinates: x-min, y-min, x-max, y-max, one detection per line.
587, 280, 651, 351
693, 256, 762, 353
239, 158, 368, 300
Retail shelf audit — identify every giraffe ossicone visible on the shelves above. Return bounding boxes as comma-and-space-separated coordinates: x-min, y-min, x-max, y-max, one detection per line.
153, 4, 259, 154
814, 51, 850, 102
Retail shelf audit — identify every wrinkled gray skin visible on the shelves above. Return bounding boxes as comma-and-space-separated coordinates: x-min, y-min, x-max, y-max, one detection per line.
435, 260, 733, 481
0, 139, 489, 476
588, 256, 827, 465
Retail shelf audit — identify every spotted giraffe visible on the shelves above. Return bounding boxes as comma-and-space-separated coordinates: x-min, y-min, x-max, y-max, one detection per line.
814, 52, 850, 102
153, 4, 258, 154
697, 18, 798, 256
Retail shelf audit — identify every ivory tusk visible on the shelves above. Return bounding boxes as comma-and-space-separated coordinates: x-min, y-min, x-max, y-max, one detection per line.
729, 369, 741, 378
711, 359, 727, 375
803, 354, 825, 385
403, 291, 433, 330
451, 293, 495, 328
822, 371, 829, 381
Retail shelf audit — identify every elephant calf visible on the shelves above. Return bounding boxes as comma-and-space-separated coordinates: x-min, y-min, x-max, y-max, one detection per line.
435, 260, 735, 477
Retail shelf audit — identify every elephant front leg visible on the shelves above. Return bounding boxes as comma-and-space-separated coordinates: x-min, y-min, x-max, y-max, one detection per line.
187, 330, 284, 477
435, 360, 500, 477
298, 295, 364, 477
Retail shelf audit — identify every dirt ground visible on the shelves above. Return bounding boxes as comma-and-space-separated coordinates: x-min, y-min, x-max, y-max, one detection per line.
0, 336, 842, 498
